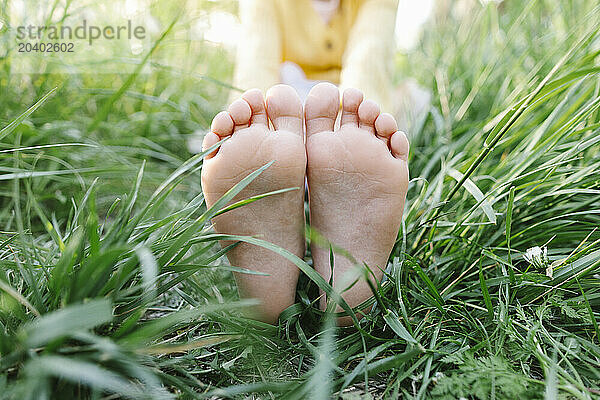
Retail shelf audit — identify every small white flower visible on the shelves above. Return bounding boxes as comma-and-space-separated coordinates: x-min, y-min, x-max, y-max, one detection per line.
432, 371, 445, 384
524, 246, 549, 271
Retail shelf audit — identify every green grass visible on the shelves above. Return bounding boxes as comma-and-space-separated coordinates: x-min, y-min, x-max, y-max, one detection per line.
1, 0, 600, 398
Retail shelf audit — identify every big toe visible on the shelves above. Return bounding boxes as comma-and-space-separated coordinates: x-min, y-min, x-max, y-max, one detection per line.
305, 82, 340, 137
265, 84, 303, 136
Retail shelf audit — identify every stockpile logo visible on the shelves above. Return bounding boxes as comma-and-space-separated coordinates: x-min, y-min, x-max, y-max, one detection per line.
3, 1, 151, 73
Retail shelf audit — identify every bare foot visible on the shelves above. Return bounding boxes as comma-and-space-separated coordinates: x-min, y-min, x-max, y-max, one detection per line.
201, 85, 306, 324
305, 83, 409, 325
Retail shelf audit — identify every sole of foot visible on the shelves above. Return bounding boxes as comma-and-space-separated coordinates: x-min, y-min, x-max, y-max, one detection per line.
305, 82, 409, 326
201, 85, 307, 324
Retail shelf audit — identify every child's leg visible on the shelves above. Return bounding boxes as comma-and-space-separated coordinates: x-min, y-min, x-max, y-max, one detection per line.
201, 86, 306, 324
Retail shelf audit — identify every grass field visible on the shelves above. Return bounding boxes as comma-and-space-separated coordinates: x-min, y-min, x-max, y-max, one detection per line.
1, 0, 599, 398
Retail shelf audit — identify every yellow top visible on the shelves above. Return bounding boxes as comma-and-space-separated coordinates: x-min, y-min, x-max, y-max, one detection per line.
233, 0, 398, 112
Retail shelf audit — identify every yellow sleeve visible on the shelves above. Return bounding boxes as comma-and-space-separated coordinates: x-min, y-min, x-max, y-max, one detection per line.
231, 0, 282, 99
339, 0, 398, 113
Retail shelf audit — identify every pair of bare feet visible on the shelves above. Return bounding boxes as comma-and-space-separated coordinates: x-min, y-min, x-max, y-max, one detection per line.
201, 83, 409, 325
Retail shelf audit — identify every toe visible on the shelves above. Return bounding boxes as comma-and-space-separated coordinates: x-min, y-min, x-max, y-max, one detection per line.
374, 113, 398, 146
211, 111, 234, 138
305, 82, 340, 137
228, 99, 252, 131
242, 89, 269, 126
202, 131, 221, 159
205, 111, 233, 159
358, 99, 380, 135
265, 84, 303, 135
340, 88, 363, 127
390, 131, 410, 161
